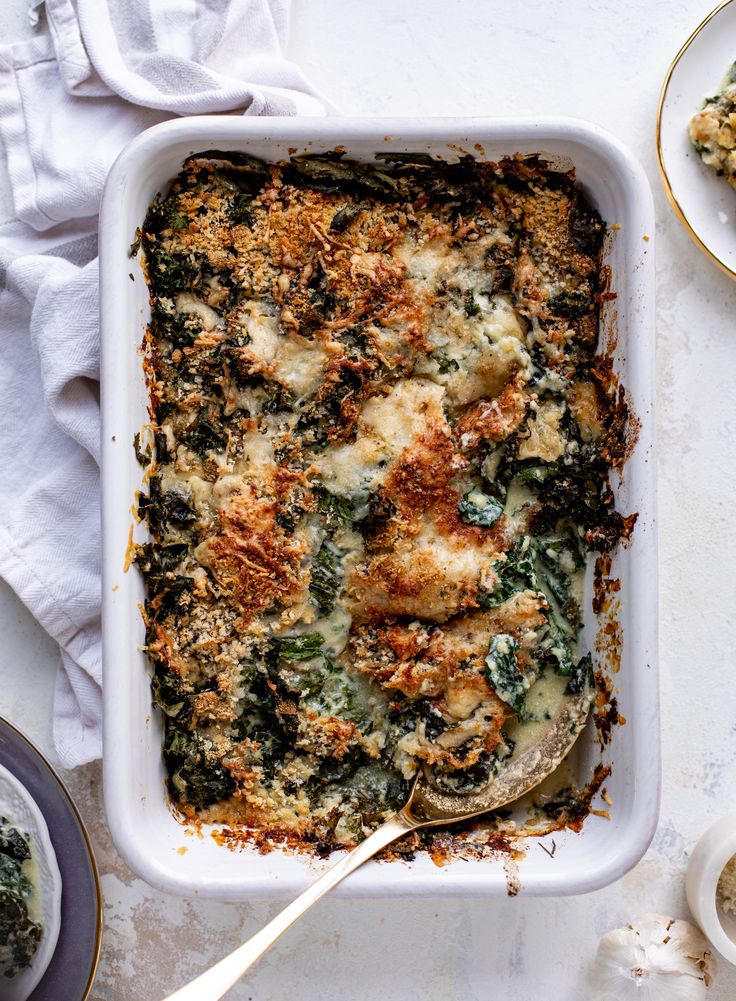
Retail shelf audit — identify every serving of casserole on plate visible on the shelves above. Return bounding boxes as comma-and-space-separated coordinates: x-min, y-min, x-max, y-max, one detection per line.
658, 0, 736, 279
101, 118, 657, 900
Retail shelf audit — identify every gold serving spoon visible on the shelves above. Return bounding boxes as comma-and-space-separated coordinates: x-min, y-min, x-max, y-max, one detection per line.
163, 689, 591, 1001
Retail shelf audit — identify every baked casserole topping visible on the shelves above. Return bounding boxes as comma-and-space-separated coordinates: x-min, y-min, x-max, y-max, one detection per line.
135, 150, 629, 851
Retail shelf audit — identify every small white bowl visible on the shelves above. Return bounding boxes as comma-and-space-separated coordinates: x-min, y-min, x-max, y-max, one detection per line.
686, 815, 736, 965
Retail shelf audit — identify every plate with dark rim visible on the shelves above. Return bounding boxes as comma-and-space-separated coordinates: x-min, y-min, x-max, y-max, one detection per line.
0, 718, 101, 1001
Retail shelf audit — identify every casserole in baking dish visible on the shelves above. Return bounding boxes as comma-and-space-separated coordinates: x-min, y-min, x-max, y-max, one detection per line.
101, 117, 657, 899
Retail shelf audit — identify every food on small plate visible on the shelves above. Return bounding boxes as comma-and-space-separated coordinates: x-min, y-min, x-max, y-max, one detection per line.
134, 150, 631, 854
0, 763, 61, 1001
0, 821, 42, 979
689, 62, 736, 187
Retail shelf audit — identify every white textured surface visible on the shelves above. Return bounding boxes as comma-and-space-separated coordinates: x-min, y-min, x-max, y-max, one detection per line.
1, 0, 735, 998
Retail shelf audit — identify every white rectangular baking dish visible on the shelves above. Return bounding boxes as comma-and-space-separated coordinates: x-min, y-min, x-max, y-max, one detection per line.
100, 116, 658, 900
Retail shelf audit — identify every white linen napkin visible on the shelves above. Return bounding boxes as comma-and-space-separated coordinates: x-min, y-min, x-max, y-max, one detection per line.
0, 0, 325, 767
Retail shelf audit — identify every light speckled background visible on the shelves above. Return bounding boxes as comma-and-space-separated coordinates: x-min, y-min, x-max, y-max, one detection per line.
1, 1, 734, 998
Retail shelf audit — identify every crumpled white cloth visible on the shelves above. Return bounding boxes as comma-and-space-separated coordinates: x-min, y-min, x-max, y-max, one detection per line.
0, 0, 325, 767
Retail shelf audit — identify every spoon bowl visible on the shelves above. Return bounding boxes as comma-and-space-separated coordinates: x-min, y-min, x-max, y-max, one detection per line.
406, 688, 592, 824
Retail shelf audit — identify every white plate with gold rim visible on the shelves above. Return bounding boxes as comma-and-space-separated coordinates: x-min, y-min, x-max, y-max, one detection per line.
0, 764, 62, 1001
658, 0, 736, 279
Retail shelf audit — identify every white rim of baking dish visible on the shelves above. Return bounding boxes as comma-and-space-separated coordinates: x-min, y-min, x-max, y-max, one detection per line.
100, 116, 658, 899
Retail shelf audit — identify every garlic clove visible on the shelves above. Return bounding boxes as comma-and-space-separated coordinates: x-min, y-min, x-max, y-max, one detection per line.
591, 913, 715, 1001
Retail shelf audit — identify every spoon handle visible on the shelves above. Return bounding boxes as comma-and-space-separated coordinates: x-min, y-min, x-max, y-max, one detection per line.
161, 809, 419, 1001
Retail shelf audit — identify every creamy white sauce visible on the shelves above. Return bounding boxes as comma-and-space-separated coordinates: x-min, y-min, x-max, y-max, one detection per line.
175, 292, 225, 332
504, 671, 570, 756
313, 605, 353, 659
503, 480, 537, 529
22, 841, 42, 925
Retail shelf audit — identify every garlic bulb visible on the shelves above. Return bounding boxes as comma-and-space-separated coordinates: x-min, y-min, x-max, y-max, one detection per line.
591, 913, 714, 1000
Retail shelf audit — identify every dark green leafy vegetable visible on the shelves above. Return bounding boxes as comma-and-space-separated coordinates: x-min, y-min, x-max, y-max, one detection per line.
531, 442, 626, 552
309, 543, 341, 614
161, 488, 196, 525
478, 536, 537, 609
480, 408, 626, 552
458, 490, 504, 528
149, 249, 198, 296
317, 489, 357, 524
155, 576, 195, 616
0, 822, 42, 978
301, 664, 368, 727
154, 430, 172, 464
182, 418, 226, 457
145, 194, 190, 234
0, 827, 30, 865
184, 149, 269, 181
374, 152, 439, 166
349, 764, 408, 820
287, 154, 401, 198
434, 353, 459, 373
153, 543, 189, 571
265, 664, 301, 737
152, 672, 192, 719
0, 855, 30, 898
229, 192, 254, 225
539, 612, 575, 677
484, 634, 526, 715
513, 462, 555, 485
0, 890, 42, 978
433, 753, 494, 793
312, 747, 367, 787
329, 205, 358, 233
133, 432, 151, 466
163, 724, 235, 808
275, 633, 325, 662
417, 700, 448, 740
537, 535, 586, 571
489, 263, 514, 293
153, 302, 202, 348
464, 289, 482, 317
134, 544, 190, 617
539, 565, 570, 608
564, 652, 594, 695
535, 536, 584, 613
232, 662, 293, 775
569, 197, 605, 256
547, 287, 593, 318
